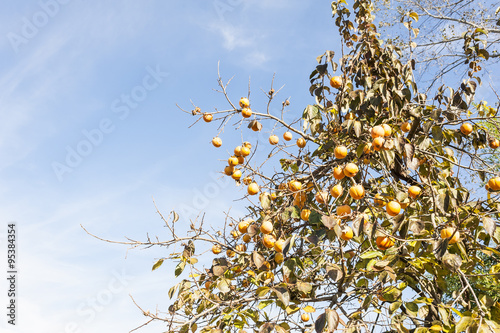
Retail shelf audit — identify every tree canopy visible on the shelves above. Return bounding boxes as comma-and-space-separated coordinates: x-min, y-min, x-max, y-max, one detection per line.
92, 1, 500, 332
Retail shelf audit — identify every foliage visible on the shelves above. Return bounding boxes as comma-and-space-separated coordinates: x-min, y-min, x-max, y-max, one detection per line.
373, 0, 500, 88
444, 253, 500, 307
93, 1, 500, 332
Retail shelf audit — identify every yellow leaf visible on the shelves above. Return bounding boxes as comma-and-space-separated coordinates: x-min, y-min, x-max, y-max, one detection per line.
430, 324, 442, 332
303, 305, 316, 313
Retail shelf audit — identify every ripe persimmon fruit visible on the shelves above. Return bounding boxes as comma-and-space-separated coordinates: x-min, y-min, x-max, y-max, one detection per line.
231, 169, 242, 180
376, 236, 394, 250
334, 166, 345, 180
335, 146, 348, 159
330, 76, 342, 89
262, 235, 276, 249
239, 97, 250, 108
212, 244, 222, 254
401, 121, 411, 133
212, 137, 222, 147
315, 191, 329, 204
371, 125, 385, 138
337, 205, 351, 219
203, 113, 213, 122
488, 177, 500, 191
382, 124, 392, 137
240, 146, 251, 157
228, 156, 239, 166
297, 138, 306, 148
330, 184, 343, 198
260, 221, 274, 234
344, 163, 359, 177
386, 201, 401, 217
241, 107, 252, 118
248, 183, 260, 195
460, 123, 473, 135
372, 137, 385, 151
301, 209, 311, 221
340, 226, 354, 241
441, 227, 460, 244
269, 135, 279, 145
408, 186, 421, 199
349, 184, 365, 200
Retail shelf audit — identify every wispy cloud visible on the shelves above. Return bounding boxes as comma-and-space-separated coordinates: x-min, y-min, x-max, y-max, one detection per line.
209, 21, 257, 51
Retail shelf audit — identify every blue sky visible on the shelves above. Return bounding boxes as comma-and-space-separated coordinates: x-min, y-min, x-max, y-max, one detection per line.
0, 1, 340, 332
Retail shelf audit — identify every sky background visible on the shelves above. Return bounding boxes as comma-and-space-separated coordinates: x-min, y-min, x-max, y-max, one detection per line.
0, 1, 498, 333
0, 1, 340, 332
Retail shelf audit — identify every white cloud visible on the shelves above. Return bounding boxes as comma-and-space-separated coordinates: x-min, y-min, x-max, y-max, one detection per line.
243, 51, 269, 67
208, 20, 257, 51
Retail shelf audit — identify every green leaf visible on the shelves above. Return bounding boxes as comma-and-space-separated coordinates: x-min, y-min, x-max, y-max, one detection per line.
362, 295, 372, 310
381, 287, 401, 302
179, 324, 189, 333
175, 261, 186, 277
405, 302, 419, 316
432, 126, 443, 142
188, 257, 198, 265
275, 325, 288, 333
258, 300, 273, 309
291, 206, 301, 219
152, 259, 164, 271
360, 250, 383, 259
389, 301, 402, 314
256, 286, 271, 297
414, 297, 433, 304
309, 210, 322, 225
456, 316, 473, 332
168, 285, 177, 299
356, 143, 367, 158
302, 105, 322, 135
414, 328, 428, 333
283, 234, 296, 256
380, 149, 395, 168
285, 304, 300, 315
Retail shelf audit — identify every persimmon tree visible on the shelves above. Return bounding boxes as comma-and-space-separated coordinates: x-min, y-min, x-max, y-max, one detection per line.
86, 1, 500, 332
